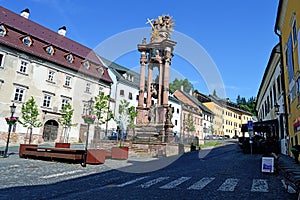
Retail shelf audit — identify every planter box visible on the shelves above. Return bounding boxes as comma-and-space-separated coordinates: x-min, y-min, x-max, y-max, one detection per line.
111, 147, 129, 160
86, 149, 106, 165
19, 144, 38, 157
55, 143, 70, 148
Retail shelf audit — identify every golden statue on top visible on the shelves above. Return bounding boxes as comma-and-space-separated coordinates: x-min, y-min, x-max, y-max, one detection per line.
146, 15, 174, 42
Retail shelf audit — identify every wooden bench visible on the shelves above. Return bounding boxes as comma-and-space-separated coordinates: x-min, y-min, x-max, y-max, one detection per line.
21, 147, 85, 162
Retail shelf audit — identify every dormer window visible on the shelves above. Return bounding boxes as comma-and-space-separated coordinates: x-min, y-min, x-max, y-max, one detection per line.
82, 61, 90, 69
0, 25, 7, 37
65, 53, 74, 63
98, 67, 104, 75
21, 36, 32, 47
45, 45, 55, 55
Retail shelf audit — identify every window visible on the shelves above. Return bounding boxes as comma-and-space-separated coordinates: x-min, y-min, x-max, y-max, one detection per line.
45, 46, 54, 55
128, 92, 132, 100
120, 90, 124, 96
83, 61, 90, 69
277, 76, 281, 95
43, 94, 52, 108
293, 19, 297, 46
0, 25, 7, 37
14, 86, 26, 102
286, 33, 295, 84
66, 54, 74, 63
98, 67, 104, 75
22, 36, 32, 47
61, 98, 69, 110
85, 82, 91, 93
19, 60, 29, 74
47, 70, 55, 82
273, 84, 276, 103
64, 75, 71, 87
177, 108, 179, 114
0, 53, 4, 67
175, 120, 177, 126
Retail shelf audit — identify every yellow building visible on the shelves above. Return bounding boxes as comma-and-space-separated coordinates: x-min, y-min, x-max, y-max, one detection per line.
275, 0, 300, 151
203, 101, 223, 136
200, 94, 253, 138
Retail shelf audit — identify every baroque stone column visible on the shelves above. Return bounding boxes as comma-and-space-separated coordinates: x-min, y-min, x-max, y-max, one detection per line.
146, 63, 153, 108
157, 59, 163, 106
138, 52, 147, 107
163, 47, 172, 105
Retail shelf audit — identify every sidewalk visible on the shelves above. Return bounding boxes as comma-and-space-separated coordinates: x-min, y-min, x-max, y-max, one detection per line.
276, 153, 300, 196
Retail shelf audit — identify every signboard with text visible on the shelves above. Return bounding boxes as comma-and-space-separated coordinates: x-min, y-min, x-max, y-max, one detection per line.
248, 120, 253, 136
261, 157, 274, 173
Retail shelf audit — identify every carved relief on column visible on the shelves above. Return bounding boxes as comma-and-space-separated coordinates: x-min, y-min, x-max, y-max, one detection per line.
158, 60, 163, 106
138, 52, 147, 107
146, 63, 153, 108
162, 47, 172, 105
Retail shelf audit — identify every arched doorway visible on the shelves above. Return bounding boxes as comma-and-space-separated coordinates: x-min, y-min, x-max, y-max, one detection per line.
43, 120, 59, 142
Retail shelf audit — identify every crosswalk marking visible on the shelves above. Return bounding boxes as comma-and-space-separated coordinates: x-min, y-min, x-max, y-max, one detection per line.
116, 176, 270, 193
117, 176, 149, 187
188, 177, 215, 190
160, 177, 191, 189
251, 179, 268, 192
217, 178, 239, 191
139, 177, 169, 188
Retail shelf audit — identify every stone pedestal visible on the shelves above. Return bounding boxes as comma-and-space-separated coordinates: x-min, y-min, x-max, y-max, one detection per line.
136, 107, 149, 125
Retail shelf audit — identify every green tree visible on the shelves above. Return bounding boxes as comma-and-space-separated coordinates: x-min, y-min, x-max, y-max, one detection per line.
58, 103, 77, 143
184, 110, 196, 137
213, 89, 218, 97
169, 78, 194, 93
94, 92, 114, 126
236, 95, 256, 115
118, 99, 138, 130
19, 96, 42, 144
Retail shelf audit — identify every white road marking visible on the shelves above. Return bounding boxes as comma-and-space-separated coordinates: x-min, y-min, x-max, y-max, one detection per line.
160, 177, 191, 189
217, 178, 239, 191
188, 177, 215, 190
40, 170, 83, 179
251, 179, 268, 192
139, 177, 169, 188
117, 176, 149, 187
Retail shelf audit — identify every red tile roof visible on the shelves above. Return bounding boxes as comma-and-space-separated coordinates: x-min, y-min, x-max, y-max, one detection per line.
0, 6, 112, 83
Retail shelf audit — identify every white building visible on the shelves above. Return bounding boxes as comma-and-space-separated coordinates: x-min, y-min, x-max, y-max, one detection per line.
256, 44, 288, 155
101, 57, 140, 136
0, 7, 113, 145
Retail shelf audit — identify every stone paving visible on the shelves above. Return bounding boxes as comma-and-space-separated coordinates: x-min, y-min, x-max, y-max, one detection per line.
0, 146, 155, 189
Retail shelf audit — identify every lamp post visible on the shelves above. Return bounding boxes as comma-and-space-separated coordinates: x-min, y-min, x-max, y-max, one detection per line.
4, 103, 16, 158
81, 98, 94, 167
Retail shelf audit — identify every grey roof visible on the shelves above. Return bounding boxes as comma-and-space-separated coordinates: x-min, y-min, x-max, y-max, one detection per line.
209, 95, 252, 115
178, 90, 214, 115
100, 56, 140, 88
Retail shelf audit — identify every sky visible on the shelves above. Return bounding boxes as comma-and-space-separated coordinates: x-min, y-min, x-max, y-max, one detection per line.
0, 0, 280, 102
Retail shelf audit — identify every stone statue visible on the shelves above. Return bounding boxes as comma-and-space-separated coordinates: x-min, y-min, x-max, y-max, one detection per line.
148, 104, 156, 123
165, 104, 174, 125
146, 15, 174, 42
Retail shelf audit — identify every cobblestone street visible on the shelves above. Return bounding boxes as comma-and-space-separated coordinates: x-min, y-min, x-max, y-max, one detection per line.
0, 146, 134, 190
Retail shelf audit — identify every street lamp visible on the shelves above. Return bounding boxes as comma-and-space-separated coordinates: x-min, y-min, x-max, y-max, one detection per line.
81, 98, 94, 167
4, 103, 16, 158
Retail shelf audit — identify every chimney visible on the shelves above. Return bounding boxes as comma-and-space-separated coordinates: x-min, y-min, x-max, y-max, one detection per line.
58, 26, 66, 36
20, 8, 30, 19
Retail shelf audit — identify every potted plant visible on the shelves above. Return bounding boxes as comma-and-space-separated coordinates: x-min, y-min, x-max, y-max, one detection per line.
111, 100, 137, 160
111, 145, 129, 160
